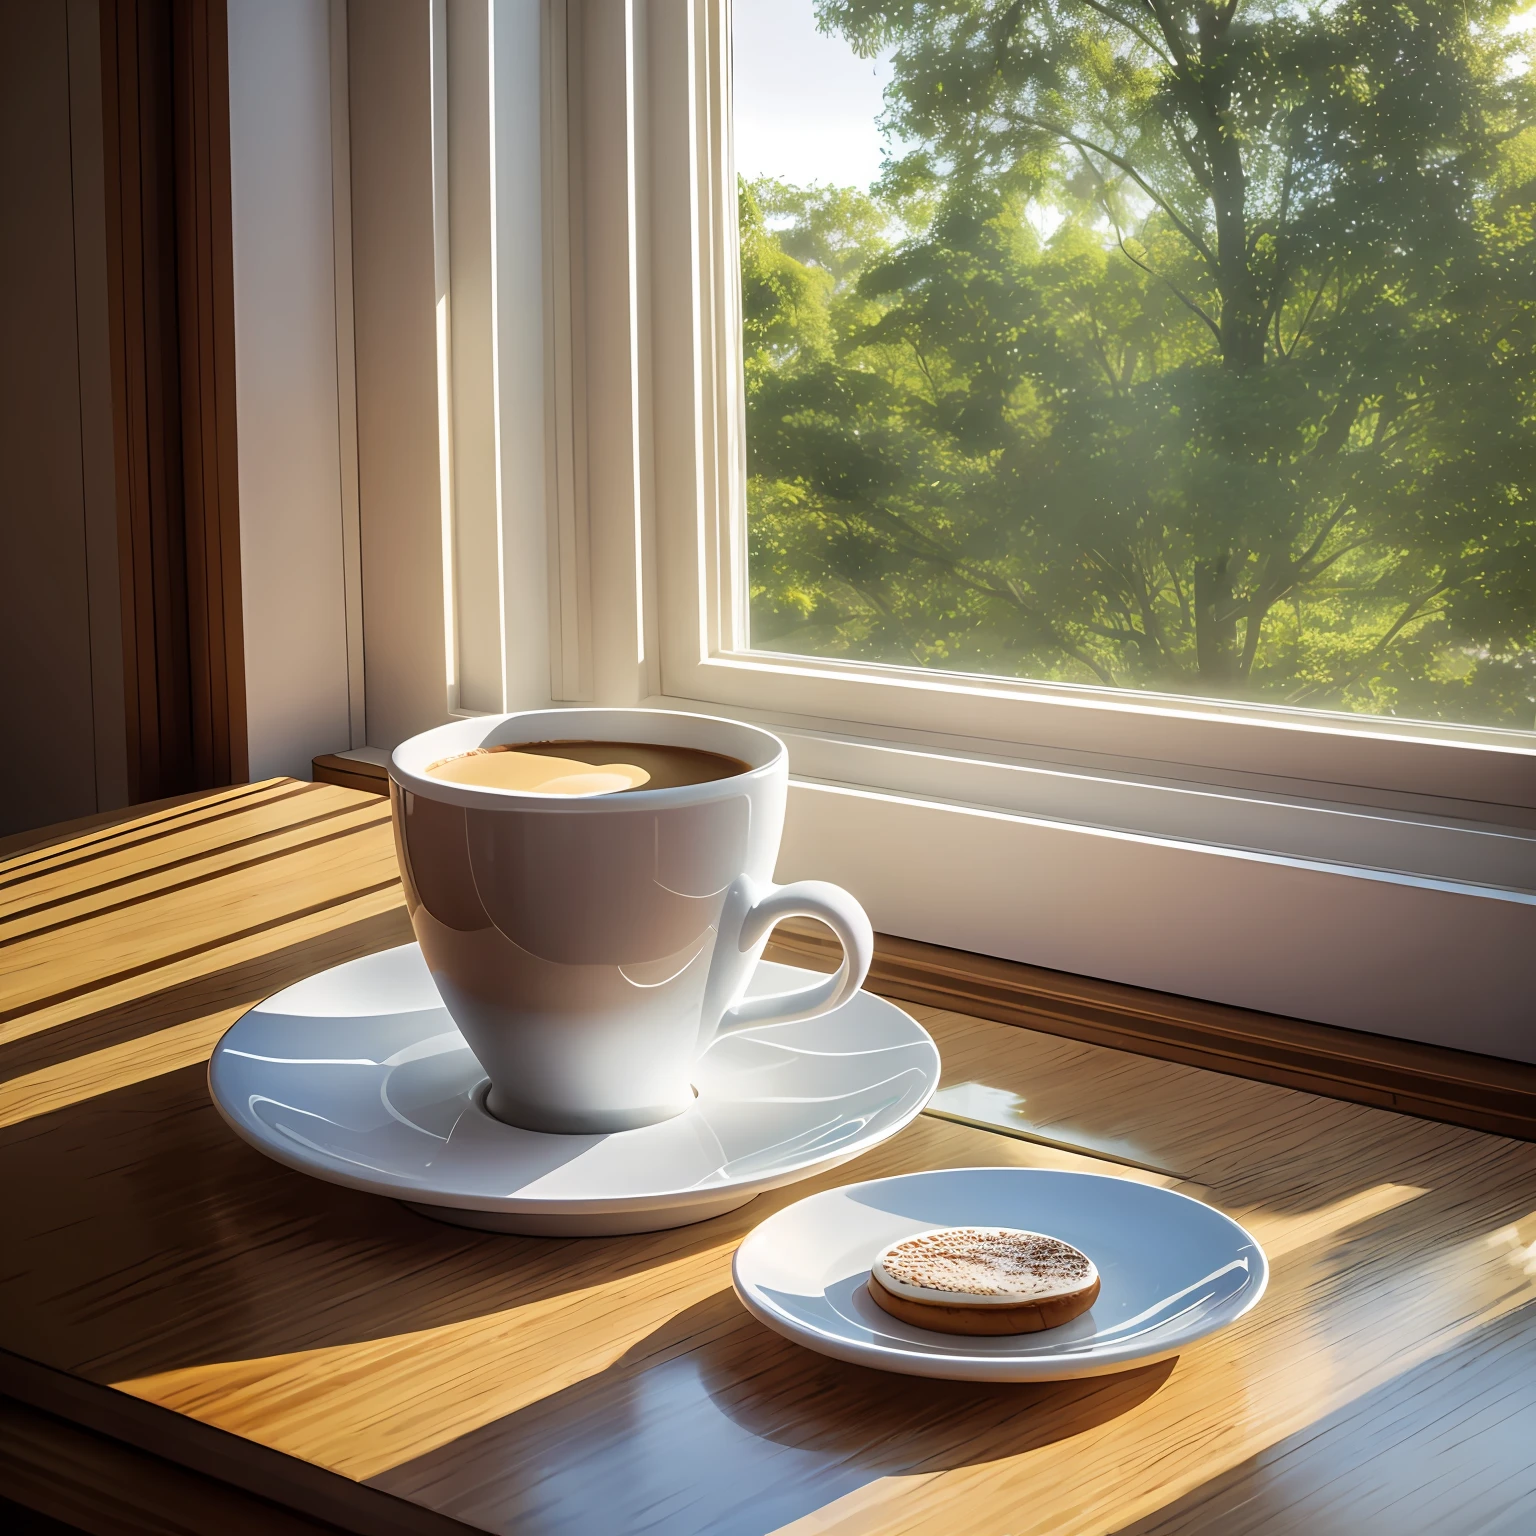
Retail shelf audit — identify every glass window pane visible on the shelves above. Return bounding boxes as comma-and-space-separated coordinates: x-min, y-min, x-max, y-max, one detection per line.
733, 0, 1536, 731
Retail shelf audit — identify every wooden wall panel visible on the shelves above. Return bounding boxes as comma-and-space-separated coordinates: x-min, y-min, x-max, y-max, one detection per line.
100, 0, 247, 804
0, 1, 104, 835
173, 0, 247, 789
101, 0, 190, 802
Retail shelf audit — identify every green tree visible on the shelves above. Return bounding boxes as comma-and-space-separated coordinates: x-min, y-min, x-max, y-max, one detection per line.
745, 0, 1536, 725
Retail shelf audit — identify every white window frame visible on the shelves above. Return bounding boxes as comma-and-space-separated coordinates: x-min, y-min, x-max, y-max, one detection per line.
638, 0, 1536, 811
336, 0, 1535, 1058
578, 0, 1534, 1055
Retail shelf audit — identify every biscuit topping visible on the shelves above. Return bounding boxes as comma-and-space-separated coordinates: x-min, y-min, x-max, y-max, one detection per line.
874, 1226, 1096, 1304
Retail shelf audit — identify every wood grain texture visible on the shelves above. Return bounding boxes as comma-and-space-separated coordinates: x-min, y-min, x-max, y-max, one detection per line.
100, 0, 247, 804
312, 754, 390, 798
1108, 1302, 1536, 1536
169, 0, 247, 790
0, 0, 109, 838
3, 782, 1535, 1536
101, 0, 190, 804
0, 1394, 352, 1536
768, 918, 1536, 1142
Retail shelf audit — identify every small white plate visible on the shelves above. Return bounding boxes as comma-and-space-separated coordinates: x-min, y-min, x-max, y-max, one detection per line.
732, 1167, 1267, 1380
208, 944, 939, 1236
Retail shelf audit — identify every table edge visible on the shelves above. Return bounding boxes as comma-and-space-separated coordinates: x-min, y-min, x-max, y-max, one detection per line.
0, 1348, 478, 1536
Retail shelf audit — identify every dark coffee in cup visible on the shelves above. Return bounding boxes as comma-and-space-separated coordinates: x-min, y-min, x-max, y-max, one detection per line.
426, 740, 750, 795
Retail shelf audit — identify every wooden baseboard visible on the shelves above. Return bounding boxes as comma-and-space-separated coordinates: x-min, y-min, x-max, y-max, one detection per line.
312, 754, 389, 797
764, 921, 1536, 1143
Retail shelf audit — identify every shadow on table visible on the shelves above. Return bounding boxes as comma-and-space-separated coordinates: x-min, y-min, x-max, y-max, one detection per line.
0, 1060, 780, 1377
10, 916, 1530, 1413
0, 902, 411, 1080
5, 1027, 1522, 1390
371, 1286, 1176, 1536
1108, 1299, 1536, 1536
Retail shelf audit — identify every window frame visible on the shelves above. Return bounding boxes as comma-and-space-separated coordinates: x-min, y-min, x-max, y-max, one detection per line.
639, 0, 1536, 815
380, 0, 1536, 1053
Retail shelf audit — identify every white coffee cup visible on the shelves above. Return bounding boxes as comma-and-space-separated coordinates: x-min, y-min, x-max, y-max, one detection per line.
388, 708, 874, 1134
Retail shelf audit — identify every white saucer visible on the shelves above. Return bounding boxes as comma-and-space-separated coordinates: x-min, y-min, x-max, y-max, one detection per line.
732, 1167, 1267, 1380
208, 944, 939, 1235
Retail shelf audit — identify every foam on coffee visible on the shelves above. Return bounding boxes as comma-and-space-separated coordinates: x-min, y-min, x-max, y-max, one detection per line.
425, 739, 750, 796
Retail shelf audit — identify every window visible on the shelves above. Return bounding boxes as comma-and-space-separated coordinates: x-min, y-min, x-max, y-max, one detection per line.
383, 0, 1533, 1045
731, 0, 1536, 737
627, 0, 1536, 812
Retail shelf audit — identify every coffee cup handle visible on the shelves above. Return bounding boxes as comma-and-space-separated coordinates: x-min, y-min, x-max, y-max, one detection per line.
714, 878, 875, 1037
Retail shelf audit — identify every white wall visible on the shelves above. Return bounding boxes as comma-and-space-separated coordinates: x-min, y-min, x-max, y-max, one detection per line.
228, 0, 355, 780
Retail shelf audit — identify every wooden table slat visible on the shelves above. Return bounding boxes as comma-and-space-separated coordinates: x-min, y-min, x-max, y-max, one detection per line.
0, 780, 311, 886
1, 796, 391, 939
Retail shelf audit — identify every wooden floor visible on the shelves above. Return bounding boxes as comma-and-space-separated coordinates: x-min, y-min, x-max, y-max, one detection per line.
2, 780, 1535, 1535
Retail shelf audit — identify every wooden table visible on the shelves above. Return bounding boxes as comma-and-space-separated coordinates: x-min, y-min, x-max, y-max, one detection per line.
4, 779, 1536, 1536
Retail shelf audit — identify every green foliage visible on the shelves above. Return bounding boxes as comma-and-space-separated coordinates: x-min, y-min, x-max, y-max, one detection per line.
745, 0, 1536, 726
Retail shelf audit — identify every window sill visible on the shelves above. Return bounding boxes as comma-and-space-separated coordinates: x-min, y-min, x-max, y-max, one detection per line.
317, 726, 1533, 1061
764, 921, 1536, 1141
